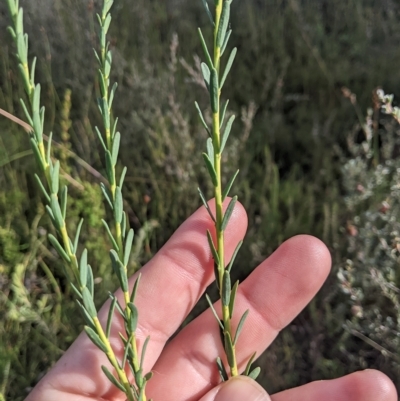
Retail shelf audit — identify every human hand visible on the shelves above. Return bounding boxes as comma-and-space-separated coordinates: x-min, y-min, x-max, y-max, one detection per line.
25, 201, 397, 401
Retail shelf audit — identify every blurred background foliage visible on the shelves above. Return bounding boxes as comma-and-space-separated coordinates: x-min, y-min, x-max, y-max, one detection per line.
0, 0, 400, 399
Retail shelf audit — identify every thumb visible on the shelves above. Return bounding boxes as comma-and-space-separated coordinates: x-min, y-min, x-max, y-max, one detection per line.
199, 376, 271, 401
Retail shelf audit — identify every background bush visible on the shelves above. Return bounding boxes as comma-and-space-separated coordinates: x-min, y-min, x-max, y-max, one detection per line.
0, 0, 400, 399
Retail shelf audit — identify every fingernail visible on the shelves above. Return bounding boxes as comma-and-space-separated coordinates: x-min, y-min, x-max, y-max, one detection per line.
214, 376, 270, 401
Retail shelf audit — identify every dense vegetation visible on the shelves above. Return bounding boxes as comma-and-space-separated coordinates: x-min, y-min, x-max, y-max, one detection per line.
0, 0, 399, 399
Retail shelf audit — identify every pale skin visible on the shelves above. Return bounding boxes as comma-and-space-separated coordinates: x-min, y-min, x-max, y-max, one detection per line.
25, 200, 397, 401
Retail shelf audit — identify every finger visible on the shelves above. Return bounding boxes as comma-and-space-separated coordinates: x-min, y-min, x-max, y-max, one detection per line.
147, 235, 331, 401
271, 370, 397, 401
199, 376, 270, 401
26, 200, 248, 401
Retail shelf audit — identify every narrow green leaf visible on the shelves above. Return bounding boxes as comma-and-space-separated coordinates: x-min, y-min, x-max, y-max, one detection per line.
17, 31, 27, 64
109, 82, 118, 109
85, 326, 107, 353
111, 117, 119, 139
200, 0, 214, 25
118, 256, 129, 292
119, 166, 127, 188
222, 170, 239, 201
70, 282, 82, 299
220, 99, 229, 127
101, 365, 126, 392
224, 331, 235, 368
220, 47, 237, 88
60, 185, 68, 219
221, 196, 237, 231
122, 334, 133, 369
221, 29, 232, 56
111, 131, 120, 166
194, 101, 211, 136
18, 64, 31, 96
198, 28, 213, 68
102, 219, 119, 252
50, 194, 64, 230
135, 369, 143, 388
214, 262, 220, 290
79, 249, 88, 287
82, 287, 97, 318
109, 292, 125, 317
48, 234, 70, 263
45, 205, 55, 227
30, 56, 37, 86
222, 270, 231, 307
32, 84, 41, 113
51, 160, 60, 195
130, 273, 141, 303
206, 138, 214, 168
205, 293, 223, 329
124, 229, 134, 267
103, 13, 112, 34
202, 153, 218, 187
19, 99, 33, 127
229, 280, 239, 318
197, 187, 216, 223
244, 352, 257, 376
34, 174, 50, 203
100, 182, 113, 210
95, 126, 107, 151
114, 186, 123, 224
216, 0, 231, 48
47, 131, 53, 165
106, 296, 117, 338
234, 310, 249, 345
105, 50, 112, 78
227, 239, 242, 273
201, 62, 210, 90
248, 367, 261, 380
87, 264, 94, 296
210, 68, 219, 114
216, 357, 229, 382
206, 230, 219, 264
73, 218, 84, 254
127, 302, 138, 332
29, 138, 45, 172
7, 26, 16, 41
121, 211, 127, 239
104, 0, 114, 14
221, 115, 235, 153
140, 336, 151, 370
76, 300, 96, 331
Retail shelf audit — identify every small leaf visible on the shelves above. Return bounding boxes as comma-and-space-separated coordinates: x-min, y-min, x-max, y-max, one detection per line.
82, 287, 97, 318
119, 166, 127, 188
210, 68, 219, 114
50, 160, 60, 195
95, 126, 106, 151
30, 57, 37, 86
73, 218, 84, 254
221, 115, 235, 153
222, 170, 239, 201
224, 331, 235, 368
220, 47, 237, 88
229, 280, 239, 319
50, 194, 64, 230
234, 310, 249, 345
248, 367, 261, 380
127, 302, 139, 332
110, 250, 128, 292
101, 365, 126, 392
222, 270, 231, 307
87, 264, 94, 296
111, 132, 120, 166
18, 64, 31, 97
197, 28, 213, 69
221, 196, 237, 231
102, 219, 119, 252
85, 325, 107, 353
244, 351, 257, 376
19, 99, 33, 127
216, 0, 231, 48
201, 0, 214, 25
47, 131, 53, 165
60, 185, 68, 219
105, 150, 115, 186
144, 371, 153, 382
202, 153, 218, 187
32, 84, 41, 113
100, 182, 113, 210
216, 357, 229, 382
197, 188, 216, 223
122, 334, 133, 369
194, 101, 211, 136
130, 273, 141, 303
201, 62, 210, 90
220, 99, 229, 127
140, 336, 151, 369
221, 29, 232, 56
124, 228, 134, 267
34, 174, 50, 203
76, 300, 96, 331
79, 249, 88, 287
206, 138, 214, 168
48, 234, 70, 263
227, 240, 242, 273
109, 82, 118, 109
106, 296, 117, 338
206, 230, 220, 264
114, 186, 123, 224
70, 282, 82, 300
205, 293, 223, 329
30, 138, 45, 172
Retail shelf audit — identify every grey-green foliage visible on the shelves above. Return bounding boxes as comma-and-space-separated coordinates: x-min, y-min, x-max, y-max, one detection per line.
338, 91, 400, 378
